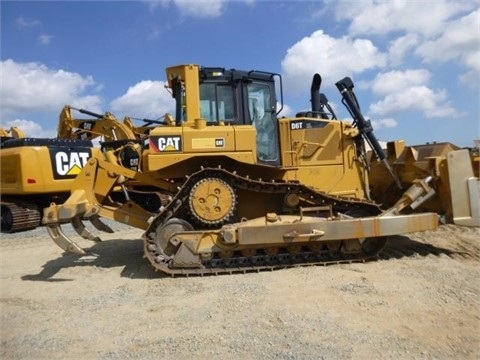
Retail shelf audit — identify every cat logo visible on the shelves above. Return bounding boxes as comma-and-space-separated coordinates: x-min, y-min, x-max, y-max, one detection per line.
150, 136, 182, 152
50, 149, 92, 179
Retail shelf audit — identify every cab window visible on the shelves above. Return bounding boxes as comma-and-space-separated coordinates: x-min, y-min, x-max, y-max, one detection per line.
247, 82, 279, 163
200, 83, 235, 123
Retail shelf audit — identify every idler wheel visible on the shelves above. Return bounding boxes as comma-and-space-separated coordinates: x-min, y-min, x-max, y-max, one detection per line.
155, 218, 194, 257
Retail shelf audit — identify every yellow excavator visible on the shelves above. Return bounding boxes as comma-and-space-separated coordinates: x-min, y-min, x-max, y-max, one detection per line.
1, 107, 148, 233
42, 64, 441, 276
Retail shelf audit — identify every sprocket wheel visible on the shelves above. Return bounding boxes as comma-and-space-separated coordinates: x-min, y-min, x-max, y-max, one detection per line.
188, 177, 236, 226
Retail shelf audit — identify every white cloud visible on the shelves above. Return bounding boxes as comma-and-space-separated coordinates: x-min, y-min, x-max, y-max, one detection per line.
416, 9, 480, 73
0, 59, 102, 118
368, 69, 459, 118
15, 16, 41, 28
331, 0, 475, 38
175, 0, 224, 17
329, 1, 479, 81
277, 102, 293, 118
281, 30, 386, 94
369, 85, 456, 118
146, 0, 226, 17
370, 118, 398, 130
38, 34, 53, 45
370, 69, 432, 96
1, 119, 55, 138
110, 80, 175, 119
387, 34, 419, 66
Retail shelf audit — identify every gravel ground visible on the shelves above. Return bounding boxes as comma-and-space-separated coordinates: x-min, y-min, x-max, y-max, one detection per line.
1, 222, 479, 360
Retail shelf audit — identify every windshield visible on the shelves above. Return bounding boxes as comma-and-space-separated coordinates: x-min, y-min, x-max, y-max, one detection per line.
200, 83, 235, 123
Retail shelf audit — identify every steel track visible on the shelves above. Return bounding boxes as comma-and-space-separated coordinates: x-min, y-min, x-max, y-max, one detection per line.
1, 201, 41, 233
143, 167, 385, 276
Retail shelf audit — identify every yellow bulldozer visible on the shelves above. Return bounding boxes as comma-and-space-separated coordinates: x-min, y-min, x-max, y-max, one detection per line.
41, 64, 444, 276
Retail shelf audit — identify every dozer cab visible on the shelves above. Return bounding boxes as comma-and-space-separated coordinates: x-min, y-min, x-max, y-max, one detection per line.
43, 64, 439, 276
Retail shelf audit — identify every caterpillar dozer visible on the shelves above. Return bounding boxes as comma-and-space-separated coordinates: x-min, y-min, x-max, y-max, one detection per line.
42, 64, 440, 276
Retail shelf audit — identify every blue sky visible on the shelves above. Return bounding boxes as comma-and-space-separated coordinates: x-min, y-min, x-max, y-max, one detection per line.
1, 0, 479, 147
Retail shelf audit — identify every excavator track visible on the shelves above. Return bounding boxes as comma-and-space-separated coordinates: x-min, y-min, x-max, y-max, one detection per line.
1, 201, 41, 233
143, 167, 385, 276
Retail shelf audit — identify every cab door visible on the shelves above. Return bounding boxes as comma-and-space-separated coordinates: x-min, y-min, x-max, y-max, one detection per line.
246, 82, 280, 165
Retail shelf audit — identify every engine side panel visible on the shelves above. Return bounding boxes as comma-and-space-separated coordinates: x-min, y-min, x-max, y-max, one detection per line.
1, 139, 98, 194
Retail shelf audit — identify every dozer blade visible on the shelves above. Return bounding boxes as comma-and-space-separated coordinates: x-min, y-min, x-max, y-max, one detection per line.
89, 215, 114, 234
46, 224, 86, 255
71, 216, 101, 242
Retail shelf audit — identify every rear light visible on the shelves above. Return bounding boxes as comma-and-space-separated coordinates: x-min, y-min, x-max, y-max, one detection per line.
27, 178, 36, 184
